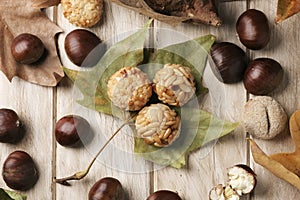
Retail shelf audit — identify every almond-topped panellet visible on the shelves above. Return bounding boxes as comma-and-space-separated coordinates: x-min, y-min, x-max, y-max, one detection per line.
135, 103, 181, 147
153, 64, 196, 106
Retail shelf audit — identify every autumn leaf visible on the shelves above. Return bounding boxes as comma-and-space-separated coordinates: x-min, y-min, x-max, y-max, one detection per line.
249, 139, 300, 190
64, 20, 238, 168
276, 0, 300, 23
0, 0, 64, 86
32, 0, 61, 8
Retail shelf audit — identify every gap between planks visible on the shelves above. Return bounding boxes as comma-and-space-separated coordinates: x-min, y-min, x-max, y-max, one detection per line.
51, 5, 59, 200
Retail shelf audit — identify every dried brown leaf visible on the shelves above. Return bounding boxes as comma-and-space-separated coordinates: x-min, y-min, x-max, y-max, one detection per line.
249, 138, 300, 190
111, 0, 221, 26
276, 0, 300, 23
32, 0, 61, 8
0, 0, 64, 86
270, 110, 300, 176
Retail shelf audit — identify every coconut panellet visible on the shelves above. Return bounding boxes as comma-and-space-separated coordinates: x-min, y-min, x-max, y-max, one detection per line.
107, 66, 152, 111
153, 64, 196, 106
242, 96, 287, 139
135, 103, 181, 147
61, 0, 103, 28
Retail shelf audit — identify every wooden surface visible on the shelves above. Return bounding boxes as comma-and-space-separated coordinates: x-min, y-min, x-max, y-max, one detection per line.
0, 0, 300, 199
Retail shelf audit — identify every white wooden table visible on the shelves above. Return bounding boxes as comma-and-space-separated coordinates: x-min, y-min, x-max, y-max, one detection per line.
0, 1, 300, 199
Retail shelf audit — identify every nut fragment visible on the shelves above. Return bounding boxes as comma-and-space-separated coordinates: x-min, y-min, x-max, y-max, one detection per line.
223, 186, 240, 200
61, 0, 103, 28
209, 165, 256, 200
135, 103, 180, 147
242, 96, 287, 139
209, 184, 240, 200
153, 64, 196, 106
107, 66, 152, 111
209, 184, 226, 200
227, 165, 256, 196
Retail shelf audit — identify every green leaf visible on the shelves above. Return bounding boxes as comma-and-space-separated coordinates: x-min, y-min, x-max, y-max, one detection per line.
63, 21, 238, 168
0, 188, 27, 200
64, 19, 153, 118
145, 34, 215, 96
134, 107, 239, 168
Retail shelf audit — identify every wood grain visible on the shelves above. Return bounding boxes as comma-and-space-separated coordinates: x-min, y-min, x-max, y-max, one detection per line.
55, 2, 151, 200
152, 1, 248, 199
249, 1, 300, 199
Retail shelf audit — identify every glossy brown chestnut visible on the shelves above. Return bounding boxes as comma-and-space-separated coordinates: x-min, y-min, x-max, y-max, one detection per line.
64, 29, 101, 67
236, 9, 270, 50
0, 108, 25, 143
243, 58, 283, 95
147, 190, 182, 200
210, 42, 247, 83
88, 177, 126, 200
2, 151, 39, 191
11, 33, 45, 64
55, 115, 90, 147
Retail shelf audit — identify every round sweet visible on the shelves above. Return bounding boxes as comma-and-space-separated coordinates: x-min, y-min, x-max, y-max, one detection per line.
61, 0, 103, 28
242, 96, 287, 139
153, 64, 196, 106
107, 66, 152, 111
135, 103, 181, 147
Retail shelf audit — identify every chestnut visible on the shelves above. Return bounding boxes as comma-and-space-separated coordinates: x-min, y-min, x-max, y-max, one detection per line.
210, 42, 247, 83
88, 177, 126, 200
2, 151, 39, 191
236, 9, 270, 50
147, 190, 182, 200
55, 115, 91, 147
243, 58, 283, 95
64, 29, 101, 67
11, 33, 45, 64
0, 108, 25, 143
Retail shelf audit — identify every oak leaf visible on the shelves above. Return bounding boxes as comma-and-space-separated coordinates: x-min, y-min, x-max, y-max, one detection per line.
64, 20, 238, 168
276, 0, 300, 23
0, 0, 64, 86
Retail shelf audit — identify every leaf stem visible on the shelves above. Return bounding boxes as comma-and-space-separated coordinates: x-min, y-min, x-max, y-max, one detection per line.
54, 116, 134, 186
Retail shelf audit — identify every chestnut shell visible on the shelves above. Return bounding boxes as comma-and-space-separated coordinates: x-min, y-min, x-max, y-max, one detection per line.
147, 190, 182, 200
2, 151, 39, 191
210, 42, 247, 83
64, 29, 101, 67
88, 177, 125, 200
55, 115, 91, 147
11, 33, 45, 64
0, 108, 25, 143
243, 58, 283, 95
236, 9, 270, 50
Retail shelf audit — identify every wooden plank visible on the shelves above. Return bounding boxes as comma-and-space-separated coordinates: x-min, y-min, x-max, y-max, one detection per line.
248, 1, 300, 199
0, 9, 55, 199
151, 1, 248, 199
55, 2, 151, 199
